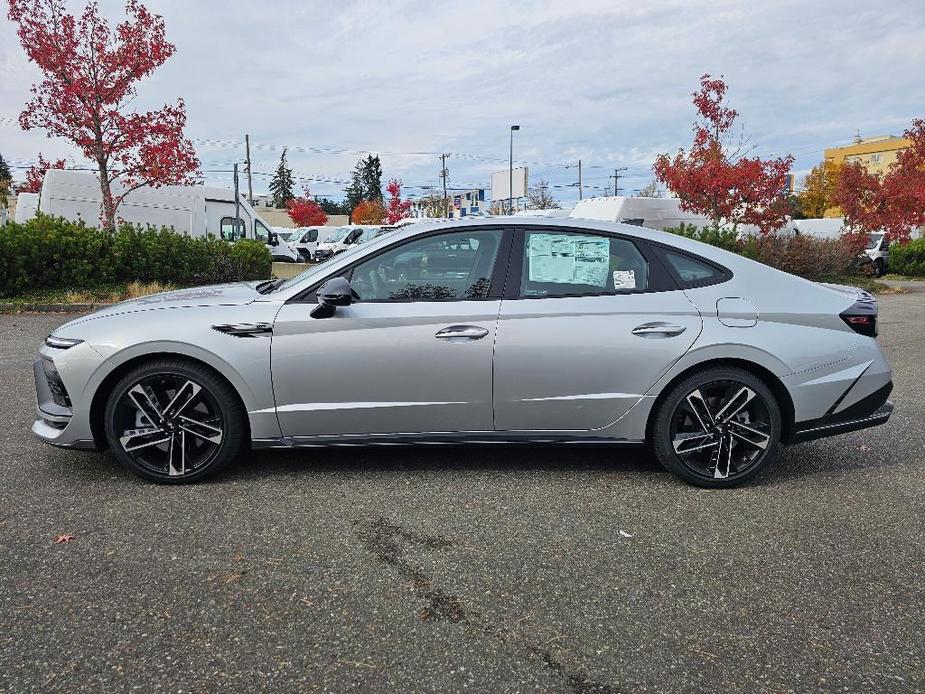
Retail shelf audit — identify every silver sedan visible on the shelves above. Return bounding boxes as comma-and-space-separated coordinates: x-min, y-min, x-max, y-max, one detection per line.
33, 218, 893, 487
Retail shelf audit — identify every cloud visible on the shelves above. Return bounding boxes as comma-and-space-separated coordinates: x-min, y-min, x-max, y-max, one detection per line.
1, 0, 923, 199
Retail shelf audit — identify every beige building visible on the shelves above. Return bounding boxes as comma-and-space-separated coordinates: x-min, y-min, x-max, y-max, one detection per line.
824, 135, 911, 176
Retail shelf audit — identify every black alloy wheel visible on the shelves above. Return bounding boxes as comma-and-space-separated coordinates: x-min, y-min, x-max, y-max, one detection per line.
104, 358, 246, 483
652, 367, 781, 488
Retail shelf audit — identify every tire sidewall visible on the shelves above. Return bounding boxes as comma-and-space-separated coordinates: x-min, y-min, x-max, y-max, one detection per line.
103, 359, 245, 484
652, 367, 782, 488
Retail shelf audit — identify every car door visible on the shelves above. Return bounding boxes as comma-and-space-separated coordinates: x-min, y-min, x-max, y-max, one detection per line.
271, 227, 511, 439
492, 228, 703, 432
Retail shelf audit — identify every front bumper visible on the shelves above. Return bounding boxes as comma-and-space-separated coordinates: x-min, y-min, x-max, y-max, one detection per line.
31, 345, 101, 451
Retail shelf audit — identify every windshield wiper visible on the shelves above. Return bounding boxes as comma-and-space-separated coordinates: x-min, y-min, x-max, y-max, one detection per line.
256, 278, 286, 294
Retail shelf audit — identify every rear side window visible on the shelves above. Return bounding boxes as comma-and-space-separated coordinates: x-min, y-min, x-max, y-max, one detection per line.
519, 230, 649, 298
665, 251, 725, 286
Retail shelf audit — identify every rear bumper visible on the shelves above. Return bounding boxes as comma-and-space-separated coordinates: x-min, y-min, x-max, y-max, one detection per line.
789, 382, 893, 444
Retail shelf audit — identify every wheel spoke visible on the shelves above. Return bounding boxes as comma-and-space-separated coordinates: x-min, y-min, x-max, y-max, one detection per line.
166, 432, 187, 476
685, 389, 715, 432
163, 380, 201, 419
178, 414, 223, 445
728, 420, 771, 450
120, 427, 169, 452
715, 386, 756, 424
710, 433, 734, 479
127, 384, 163, 425
673, 432, 719, 454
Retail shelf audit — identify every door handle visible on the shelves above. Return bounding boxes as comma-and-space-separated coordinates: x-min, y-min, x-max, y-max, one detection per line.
435, 325, 490, 340
631, 322, 687, 338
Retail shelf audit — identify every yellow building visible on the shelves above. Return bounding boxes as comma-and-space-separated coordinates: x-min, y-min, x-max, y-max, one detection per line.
824, 135, 911, 176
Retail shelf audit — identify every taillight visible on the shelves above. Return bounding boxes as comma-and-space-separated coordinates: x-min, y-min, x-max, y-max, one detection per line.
840, 299, 877, 337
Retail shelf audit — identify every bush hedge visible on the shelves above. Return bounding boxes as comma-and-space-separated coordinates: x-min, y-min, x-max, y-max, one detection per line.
663, 224, 870, 283
888, 237, 925, 277
0, 215, 272, 297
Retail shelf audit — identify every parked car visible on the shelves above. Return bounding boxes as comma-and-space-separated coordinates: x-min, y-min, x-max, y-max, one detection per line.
33, 217, 893, 487
865, 232, 889, 277
22, 169, 294, 260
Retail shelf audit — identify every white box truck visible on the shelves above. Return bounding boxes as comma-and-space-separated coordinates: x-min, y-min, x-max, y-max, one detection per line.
21, 169, 299, 261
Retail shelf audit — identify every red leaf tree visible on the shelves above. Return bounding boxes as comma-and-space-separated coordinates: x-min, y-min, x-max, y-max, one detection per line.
8, 0, 199, 231
385, 178, 412, 224
22, 153, 66, 193
654, 74, 794, 234
835, 119, 925, 243
286, 188, 328, 227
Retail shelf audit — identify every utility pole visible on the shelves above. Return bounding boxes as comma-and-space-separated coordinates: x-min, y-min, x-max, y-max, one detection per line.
233, 163, 241, 239
244, 134, 254, 205
609, 167, 628, 197
509, 125, 520, 215
578, 159, 583, 200
440, 153, 449, 218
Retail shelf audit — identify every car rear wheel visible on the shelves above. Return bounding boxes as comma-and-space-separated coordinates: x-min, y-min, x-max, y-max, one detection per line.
651, 366, 781, 488
103, 358, 247, 484
874, 258, 886, 277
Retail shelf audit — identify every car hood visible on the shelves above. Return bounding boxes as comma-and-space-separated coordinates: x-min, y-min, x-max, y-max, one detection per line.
61, 282, 264, 326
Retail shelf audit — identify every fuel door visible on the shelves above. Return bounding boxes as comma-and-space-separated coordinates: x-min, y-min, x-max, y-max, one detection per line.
717, 297, 758, 327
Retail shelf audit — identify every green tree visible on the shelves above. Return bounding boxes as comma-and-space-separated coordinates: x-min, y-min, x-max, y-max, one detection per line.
360, 154, 383, 201
317, 198, 350, 215
345, 155, 383, 209
0, 152, 10, 212
269, 148, 295, 208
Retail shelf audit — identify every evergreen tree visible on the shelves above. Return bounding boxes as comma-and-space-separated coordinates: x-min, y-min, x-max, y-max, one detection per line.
344, 159, 365, 211
317, 197, 350, 215
269, 148, 295, 208
344, 154, 384, 209
0, 152, 11, 182
360, 154, 383, 201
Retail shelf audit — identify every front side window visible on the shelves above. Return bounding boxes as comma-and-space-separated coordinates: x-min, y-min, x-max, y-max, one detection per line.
220, 217, 247, 241
519, 230, 649, 298
350, 230, 501, 302
254, 219, 271, 242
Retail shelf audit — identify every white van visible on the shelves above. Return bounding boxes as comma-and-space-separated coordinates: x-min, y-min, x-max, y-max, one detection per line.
313, 225, 378, 261
282, 226, 325, 261
27, 169, 299, 261
14, 192, 40, 223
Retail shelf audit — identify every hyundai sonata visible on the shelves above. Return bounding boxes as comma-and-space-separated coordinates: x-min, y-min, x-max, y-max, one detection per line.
33, 218, 893, 487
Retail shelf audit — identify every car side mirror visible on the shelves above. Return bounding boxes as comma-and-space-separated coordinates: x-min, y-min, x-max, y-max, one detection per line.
268, 231, 279, 246
311, 276, 353, 319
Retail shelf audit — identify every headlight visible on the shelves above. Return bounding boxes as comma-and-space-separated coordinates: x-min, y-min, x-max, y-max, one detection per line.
45, 335, 84, 349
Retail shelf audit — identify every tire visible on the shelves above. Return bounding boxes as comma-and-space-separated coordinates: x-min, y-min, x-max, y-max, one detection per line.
103, 358, 247, 484
650, 366, 781, 488
874, 259, 886, 277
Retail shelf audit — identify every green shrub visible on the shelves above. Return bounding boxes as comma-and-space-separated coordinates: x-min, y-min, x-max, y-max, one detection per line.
663, 223, 741, 252
888, 237, 925, 277
0, 215, 272, 298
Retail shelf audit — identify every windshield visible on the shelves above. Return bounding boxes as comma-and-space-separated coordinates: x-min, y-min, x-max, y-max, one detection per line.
272, 238, 378, 293
322, 227, 350, 244
866, 233, 884, 250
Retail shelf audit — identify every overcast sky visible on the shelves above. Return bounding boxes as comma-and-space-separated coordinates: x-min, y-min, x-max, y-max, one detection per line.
1, 0, 924, 204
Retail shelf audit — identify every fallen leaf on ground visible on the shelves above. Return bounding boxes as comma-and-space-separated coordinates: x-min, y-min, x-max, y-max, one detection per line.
53, 534, 76, 544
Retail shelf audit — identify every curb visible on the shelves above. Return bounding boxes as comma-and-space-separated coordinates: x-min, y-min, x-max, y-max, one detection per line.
0, 302, 112, 314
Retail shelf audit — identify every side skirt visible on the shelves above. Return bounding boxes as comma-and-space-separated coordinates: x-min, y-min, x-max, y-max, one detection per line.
251, 434, 646, 450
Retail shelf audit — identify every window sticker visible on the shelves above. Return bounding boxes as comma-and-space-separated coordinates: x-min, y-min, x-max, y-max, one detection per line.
612, 270, 636, 290
528, 234, 609, 286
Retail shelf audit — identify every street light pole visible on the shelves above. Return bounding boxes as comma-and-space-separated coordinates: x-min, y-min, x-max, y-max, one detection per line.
509, 125, 520, 215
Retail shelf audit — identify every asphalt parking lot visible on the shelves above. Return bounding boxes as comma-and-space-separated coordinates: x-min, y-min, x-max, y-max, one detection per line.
1, 292, 923, 693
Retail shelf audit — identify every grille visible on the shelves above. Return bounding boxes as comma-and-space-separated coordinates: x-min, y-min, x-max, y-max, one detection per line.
42, 359, 72, 408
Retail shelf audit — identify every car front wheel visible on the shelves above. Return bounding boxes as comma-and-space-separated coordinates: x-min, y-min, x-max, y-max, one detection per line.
651, 366, 781, 488
103, 358, 247, 483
